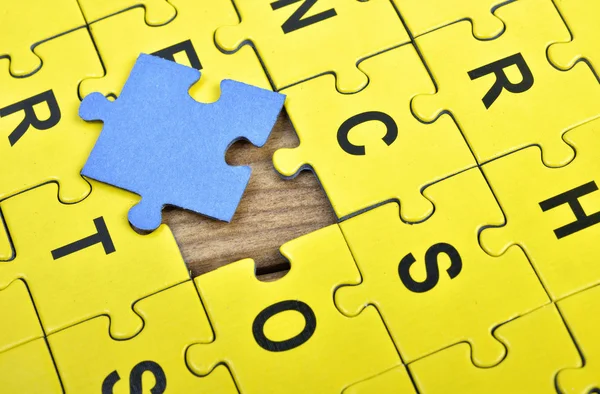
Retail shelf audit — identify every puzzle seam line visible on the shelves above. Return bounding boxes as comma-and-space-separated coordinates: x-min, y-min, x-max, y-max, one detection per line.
12, 24, 90, 79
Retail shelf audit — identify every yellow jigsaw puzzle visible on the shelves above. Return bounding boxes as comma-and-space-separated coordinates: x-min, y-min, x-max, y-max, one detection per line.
412, 0, 600, 167
0, 280, 61, 393
3, 0, 600, 391
0, 0, 85, 76
273, 43, 475, 222
215, 0, 410, 93
548, 0, 600, 77
0, 28, 102, 204
0, 180, 189, 338
49, 281, 237, 393
77, 0, 176, 25
409, 304, 580, 393
556, 284, 600, 393
392, 0, 506, 39
80, 0, 271, 103
186, 225, 401, 393
342, 366, 416, 394
335, 168, 549, 367
480, 118, 600, 301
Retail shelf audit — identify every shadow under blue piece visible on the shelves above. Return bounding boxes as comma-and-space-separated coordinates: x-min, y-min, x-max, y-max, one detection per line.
80, 54, 285, 231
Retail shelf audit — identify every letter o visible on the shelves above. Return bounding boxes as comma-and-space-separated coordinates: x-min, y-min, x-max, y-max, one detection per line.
252, 300, 316, 352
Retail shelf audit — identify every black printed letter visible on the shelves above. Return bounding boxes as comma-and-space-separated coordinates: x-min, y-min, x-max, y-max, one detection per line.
102, 360, 166, 394
467, 53, 534, 109
101, 371, 120, 394
539, 181, 600, 239
0, 90, 61, 146
151, 39, 202, 70
253, 300, 316, 352
271, 0, 337, 34
337, 111, 398, 155
129, 361, 166, 394
398, 243, 462, 293
51, 217, 115, 260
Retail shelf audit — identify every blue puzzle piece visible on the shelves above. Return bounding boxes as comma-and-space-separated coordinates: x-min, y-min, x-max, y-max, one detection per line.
80, 54, 284, 231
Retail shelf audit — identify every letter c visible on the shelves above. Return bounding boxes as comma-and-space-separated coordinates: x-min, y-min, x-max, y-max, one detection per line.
337, 111, 398, 155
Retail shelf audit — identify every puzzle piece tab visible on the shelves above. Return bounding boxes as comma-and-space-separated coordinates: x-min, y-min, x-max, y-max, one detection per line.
336, 168, 549, 367
480, 119, 600, 300
548, 0, 600, 76
0, 0, 85, 76
186, 224, 401, 393
0, 180, 189, 338
343, 366, 416, 394
81, 0, 271, 103
392, 0, 506, 39
215, 0, 410, 93
1, 338, 62, 393
409, 304, 580, 393
0, 29, 102, 203
77, 0, 176, 25
557, 284, 600, 393
273, 43, 475, 222
412, 0, 600, 167
49, 281, 237, 393
80, 54, 284, 231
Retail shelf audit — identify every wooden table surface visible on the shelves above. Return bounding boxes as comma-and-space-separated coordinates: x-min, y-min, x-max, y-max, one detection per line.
163, 111, 337, 280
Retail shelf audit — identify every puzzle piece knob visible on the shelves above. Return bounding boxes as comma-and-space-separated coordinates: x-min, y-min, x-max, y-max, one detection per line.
128, 197, 164, 232
79, 92, 113, 122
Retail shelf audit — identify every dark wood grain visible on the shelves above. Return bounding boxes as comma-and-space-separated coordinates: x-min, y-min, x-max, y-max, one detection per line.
163, 111, 337, 278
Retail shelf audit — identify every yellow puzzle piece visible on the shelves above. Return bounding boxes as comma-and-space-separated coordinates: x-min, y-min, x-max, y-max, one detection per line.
548, 0, 600, 76
392, 0, 506, 39
557, 284, 600, 393
77, 0, 176, 25
80, 1, 270, 103
186, 225, 401, 393
336, 168, 549, 367
412, 0, 600, 167
0, 29, 103, 204
342, 366, 416, 394
1, 338, 62, 393
0, 280, 61, 393
409, 304, 580, 393
0, 0, 85, 76
49, 281, 237, 393
0, 280, 43, 353
480, 119, 600, 300
0, 180, 189, 339
215, 0, 410, 93
273, 43, 475, 222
